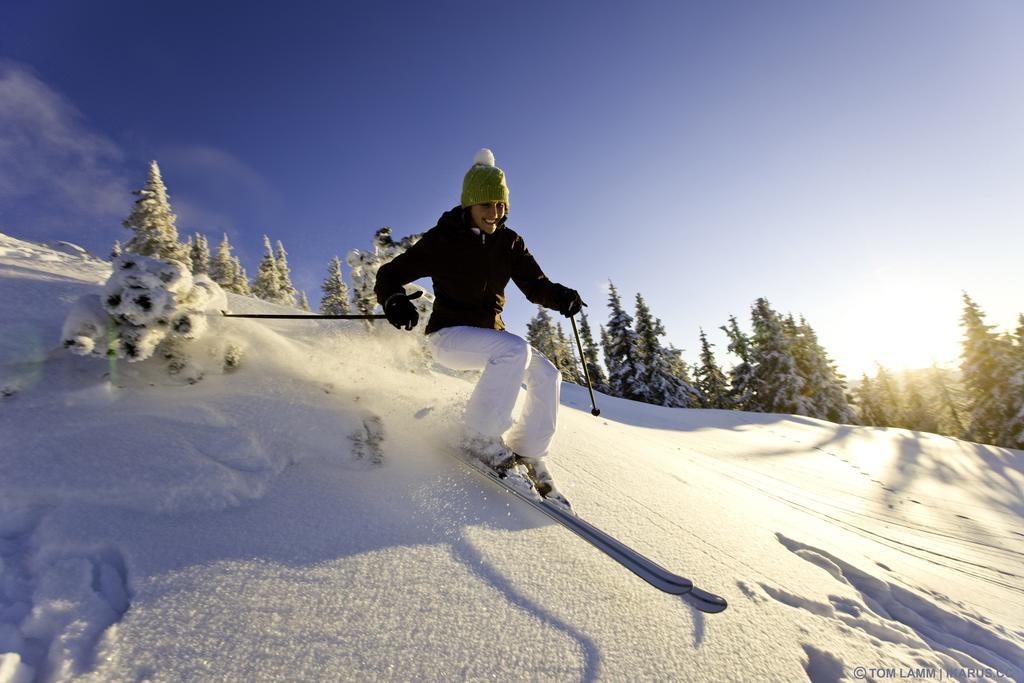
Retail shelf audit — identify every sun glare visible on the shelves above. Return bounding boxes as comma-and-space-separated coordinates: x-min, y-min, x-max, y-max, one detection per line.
830, 275, 964, 378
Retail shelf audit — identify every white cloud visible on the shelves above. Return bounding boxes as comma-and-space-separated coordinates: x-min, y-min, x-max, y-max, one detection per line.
156, 144, 282, 247
171, 195, 241, 240
161, 145, 274, 199
0, 61, 129, 234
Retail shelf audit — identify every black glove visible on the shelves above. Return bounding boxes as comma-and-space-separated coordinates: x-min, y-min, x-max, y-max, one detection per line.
384, 290, 422, 330
553, 285, 585, 318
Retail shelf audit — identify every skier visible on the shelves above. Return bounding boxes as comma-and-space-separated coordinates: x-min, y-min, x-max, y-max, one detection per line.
374, 149, 583, 508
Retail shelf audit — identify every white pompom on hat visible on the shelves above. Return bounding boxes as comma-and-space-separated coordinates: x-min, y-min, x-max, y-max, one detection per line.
472, 148, 496, 167
461, 148, 509, 208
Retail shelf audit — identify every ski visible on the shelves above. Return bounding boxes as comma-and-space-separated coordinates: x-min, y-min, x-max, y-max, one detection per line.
684, 586, 729, 614
456, 455, 728, 612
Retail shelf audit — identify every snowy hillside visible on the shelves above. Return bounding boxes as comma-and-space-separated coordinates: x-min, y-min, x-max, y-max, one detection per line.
1, 232, 1022, 683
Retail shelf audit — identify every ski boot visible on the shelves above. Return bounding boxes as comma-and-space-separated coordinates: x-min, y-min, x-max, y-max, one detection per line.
518, 456, 573, 513
462, 435, 539, 498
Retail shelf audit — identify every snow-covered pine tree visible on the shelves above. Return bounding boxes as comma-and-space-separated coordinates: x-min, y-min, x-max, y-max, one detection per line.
577, 311, 609, 392
1003, 315, 1024, 448
721, 315, 754, 410
871, 364, 903, 427
231, 256, 252, 296
320, 255, 351, 315
298, 291, 311, 312
210, 234, 235, 288
600, 324, 613, 377
853, 374, 884, 426
190, 233, 210, 275
665, 344, 702, 407
526, 306, 560, 363
602, 282, 646, 402
123, 160, 191, 267
347, 227, 423, 321
554, 323, 583, 384
695, 328, 730, 409
251, 235, 284, 303
63, 253, 226, 373
790, 316, 855, 423
632, 293, 698, 407
960, 293, 1018, 447
929, 364, 966, 437
110, 240, 122, 258
275, 240, 297, 307
748, 298, 803, 414
784, 315, 819, 417
901, 370, 939, 433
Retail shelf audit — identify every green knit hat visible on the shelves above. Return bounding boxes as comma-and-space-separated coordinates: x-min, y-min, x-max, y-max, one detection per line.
461, 148, 509, 208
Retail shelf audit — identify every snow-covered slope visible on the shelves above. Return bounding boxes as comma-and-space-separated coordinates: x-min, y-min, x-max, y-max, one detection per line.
1, 232, 1022, 682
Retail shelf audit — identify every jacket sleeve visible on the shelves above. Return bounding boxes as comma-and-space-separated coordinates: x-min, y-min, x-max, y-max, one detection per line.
509, 235, 565, 310
374, 232, 436, 306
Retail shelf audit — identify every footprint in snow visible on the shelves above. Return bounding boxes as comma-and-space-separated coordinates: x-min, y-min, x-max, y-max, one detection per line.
801, 644, 847, 683
770, 532, 1024, 680
736, 580, 767, 604
350, 415, 385, 465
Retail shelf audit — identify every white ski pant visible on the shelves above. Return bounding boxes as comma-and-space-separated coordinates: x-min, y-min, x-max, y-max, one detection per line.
427, 326, 561, 460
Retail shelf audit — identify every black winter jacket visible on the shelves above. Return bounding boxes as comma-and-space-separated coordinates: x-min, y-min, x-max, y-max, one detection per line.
374, 206, 567, 334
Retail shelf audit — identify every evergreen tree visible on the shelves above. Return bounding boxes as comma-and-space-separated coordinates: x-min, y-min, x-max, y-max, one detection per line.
190, 233, 210, 275
527, 306, 560, 362
554, 323, 583, 384
110, 240, 122, 258
599, 324, 614, 383
320, 255, 351, 315
784, 315, 818, 416
1004, 315, 1024, 448
230, 256, 251, 296
872, 364, 903, 426
791, 316, 855, 423
853, 374, 884, 426
748, 298, 803, 414
577, 311, 609, 393
298, 291, 311, 312
123, 160, 191, 267
721, 315, 755, 410
930, 364, 966, 437
695, 328, 730, 409
666, 344, 702, 407
900, 370, 939, 433
958, 294, 1015, 448
633, 293, 698, 407
602, 282, 645, 401
275, 240, 297, 306
210, 234, 235, 288
347, 227, 423, 320
251, 235, 284, 303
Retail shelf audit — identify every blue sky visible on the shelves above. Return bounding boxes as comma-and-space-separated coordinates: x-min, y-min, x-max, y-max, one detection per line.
2, 0, 1021, 377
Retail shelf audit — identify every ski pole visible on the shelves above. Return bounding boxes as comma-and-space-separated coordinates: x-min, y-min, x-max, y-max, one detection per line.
218, 311, 387, 320
570, 314, 601, 416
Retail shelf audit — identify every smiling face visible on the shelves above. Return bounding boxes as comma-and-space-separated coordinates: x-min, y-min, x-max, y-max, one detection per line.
469, 202, 506, 234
